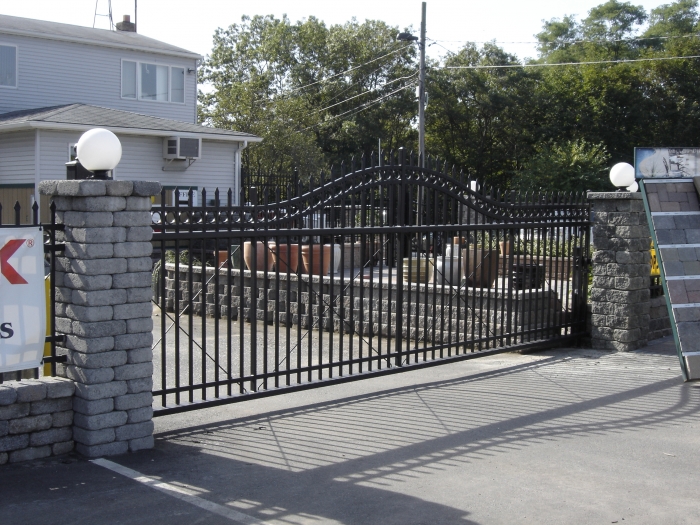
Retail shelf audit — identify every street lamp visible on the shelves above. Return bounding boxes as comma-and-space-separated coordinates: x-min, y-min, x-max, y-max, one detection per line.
609, 162, 636, 191
67, 128, 122, 180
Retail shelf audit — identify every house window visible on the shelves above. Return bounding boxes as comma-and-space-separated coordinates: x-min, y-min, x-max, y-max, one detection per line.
121, 60, 137, 98
140, 62, 169, 101
0, 44, 17, 88
171, 67, 185, 103
121, 60, 186, 103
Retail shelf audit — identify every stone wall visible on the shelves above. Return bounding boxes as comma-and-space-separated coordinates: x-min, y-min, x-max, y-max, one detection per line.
162, 263, 567, 344
588, 192, 651, 351
39, 179, 160, 458
0, 378, 74, 464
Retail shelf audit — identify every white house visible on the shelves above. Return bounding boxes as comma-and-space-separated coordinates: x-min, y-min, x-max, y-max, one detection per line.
0, 14, 260, 223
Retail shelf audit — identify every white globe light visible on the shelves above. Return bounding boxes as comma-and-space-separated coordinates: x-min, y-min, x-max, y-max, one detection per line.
627, 181, 639, 192
609, 162, 635, 188
76, 128, 122, 172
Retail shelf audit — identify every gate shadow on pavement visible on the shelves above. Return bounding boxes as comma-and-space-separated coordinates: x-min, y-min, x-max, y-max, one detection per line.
124, 342, 700, 525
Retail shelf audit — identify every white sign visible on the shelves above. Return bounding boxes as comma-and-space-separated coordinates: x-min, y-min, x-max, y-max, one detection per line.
0, 228, 46, 373
173, 188, 197, 206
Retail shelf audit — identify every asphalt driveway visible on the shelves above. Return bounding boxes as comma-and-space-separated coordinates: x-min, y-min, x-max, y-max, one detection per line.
1, 336, 699, 524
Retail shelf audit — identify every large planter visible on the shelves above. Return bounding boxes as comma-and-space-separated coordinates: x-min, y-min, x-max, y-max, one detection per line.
402, 256, 434, 283
432, 255, 462, 286
462, 247, 499, 288
343, 242, 378, 269
243, 241, 274, 272
301, 244, 332, 276
270, 243, 299, 273
513, 264, 546, 290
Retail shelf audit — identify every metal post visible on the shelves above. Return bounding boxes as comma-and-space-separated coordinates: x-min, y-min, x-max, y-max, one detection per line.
419, 1, 426, 168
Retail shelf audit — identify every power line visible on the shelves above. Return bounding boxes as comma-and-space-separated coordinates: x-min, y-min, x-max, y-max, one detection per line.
225, 44, 413, 110
309, 72, 418, 115
427, 33, 700, 46
299, 82, 418, 132
436, 54, 700, 70
285, 44, 412, 95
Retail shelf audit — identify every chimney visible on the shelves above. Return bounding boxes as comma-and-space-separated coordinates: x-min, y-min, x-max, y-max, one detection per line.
116, 15, 136, 33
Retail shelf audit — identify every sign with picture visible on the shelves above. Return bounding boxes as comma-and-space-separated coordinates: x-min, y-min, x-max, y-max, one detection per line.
0, 228, 46, 373
635, 147, 700, 178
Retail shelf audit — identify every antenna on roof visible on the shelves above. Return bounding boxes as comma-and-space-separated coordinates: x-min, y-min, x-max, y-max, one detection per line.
93, 0, 115, 31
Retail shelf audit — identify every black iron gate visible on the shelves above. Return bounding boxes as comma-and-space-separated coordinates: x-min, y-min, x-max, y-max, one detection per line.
151, 151, 591, 414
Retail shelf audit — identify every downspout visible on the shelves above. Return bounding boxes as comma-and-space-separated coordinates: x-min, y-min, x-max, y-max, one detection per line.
235, 140, 248, 206
34, 128, 41, 212
194, 58, 201, 124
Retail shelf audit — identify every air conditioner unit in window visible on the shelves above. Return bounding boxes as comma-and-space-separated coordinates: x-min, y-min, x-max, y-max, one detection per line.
163, 137, 201, 160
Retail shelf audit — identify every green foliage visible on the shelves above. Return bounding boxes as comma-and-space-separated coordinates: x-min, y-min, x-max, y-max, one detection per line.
515, 140, 611, 193
200, 1, 700, 191
512, 239, 577, 257
425, 44, 539, 187
199, 15, 417, 178
165, 250, 203, 267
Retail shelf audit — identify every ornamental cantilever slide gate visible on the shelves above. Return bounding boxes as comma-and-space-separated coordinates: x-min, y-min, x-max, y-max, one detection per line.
151, 151, 591, 415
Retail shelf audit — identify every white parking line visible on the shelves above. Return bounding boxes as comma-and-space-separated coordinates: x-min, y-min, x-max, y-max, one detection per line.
91, 458, 270, 525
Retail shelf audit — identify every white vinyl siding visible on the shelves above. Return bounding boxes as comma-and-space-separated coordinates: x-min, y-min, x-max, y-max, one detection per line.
0, 34, 196, 122
0, 130, 34, 184
33, 131, 239, 203
0, 43, 16, 88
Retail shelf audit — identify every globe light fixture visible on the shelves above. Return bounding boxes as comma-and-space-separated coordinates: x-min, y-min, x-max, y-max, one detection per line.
627, 181, 639, 192
75, 128, 122, 179
609, 162, 636, 190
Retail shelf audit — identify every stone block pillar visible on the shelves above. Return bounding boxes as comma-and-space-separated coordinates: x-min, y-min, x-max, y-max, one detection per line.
588, 192, 651, 351
39, 180, 160, 457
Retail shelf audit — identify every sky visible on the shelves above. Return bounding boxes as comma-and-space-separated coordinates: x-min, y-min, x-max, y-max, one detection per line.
0, 0, 674, 62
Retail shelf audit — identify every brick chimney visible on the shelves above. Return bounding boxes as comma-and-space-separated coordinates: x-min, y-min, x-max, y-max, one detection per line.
116, 15, 136, 33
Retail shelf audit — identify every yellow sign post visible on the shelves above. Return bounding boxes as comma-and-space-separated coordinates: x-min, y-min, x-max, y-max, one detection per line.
650, 241, 660, 277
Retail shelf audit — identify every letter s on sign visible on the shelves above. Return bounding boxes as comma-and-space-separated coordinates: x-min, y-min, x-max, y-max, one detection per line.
0, 323, 13, 339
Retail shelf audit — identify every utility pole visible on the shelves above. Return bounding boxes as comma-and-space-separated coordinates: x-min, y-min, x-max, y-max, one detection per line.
419, 1, 426, 168
397, 2, 427, 166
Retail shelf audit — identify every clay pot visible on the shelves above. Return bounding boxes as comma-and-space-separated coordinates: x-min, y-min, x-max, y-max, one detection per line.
243, 241, 274, 272
462, 247, 499, 288
270, 243, 299, 273
217, 251, 228, 269
402, 257, 434, 283
301, 244, 332, 276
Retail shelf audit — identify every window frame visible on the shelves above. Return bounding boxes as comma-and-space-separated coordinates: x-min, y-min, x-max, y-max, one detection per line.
120, 59, 186, 105
0, 43, 18, 89
120, 59, 138, 100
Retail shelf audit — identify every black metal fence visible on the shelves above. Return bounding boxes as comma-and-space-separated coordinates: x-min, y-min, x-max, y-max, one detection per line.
241, 168, 299, 203
152, 150, 591, 414
0, 200, 64, 382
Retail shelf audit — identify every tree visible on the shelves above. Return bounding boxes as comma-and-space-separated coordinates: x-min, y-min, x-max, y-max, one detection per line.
515, 139, 611, 192
425, 44, 539, 187
199, 15, 418, 177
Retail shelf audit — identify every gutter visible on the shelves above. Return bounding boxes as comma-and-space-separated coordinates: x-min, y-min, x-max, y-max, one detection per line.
0, 121, 262, 143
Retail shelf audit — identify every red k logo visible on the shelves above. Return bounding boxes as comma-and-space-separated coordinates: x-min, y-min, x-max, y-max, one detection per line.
0, 239, 28, 285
